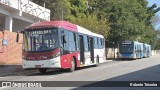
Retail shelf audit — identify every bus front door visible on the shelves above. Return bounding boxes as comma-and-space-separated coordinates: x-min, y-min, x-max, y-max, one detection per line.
79, 35, 85, 64
90, 37, 94, 63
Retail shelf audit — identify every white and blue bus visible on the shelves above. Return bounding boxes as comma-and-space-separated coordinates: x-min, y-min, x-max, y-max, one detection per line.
118, 41, 144, 59
143, 44, 151, 58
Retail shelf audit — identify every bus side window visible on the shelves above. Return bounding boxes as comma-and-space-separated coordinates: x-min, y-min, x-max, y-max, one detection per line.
61, 31, 66, 44
97, 38, 99, 46
94, 37, 97, 48
84, 35, 89, 51
94, 37, 97, 44
68, 32, 76, 51
94, 37, 98, 48
101, 39, 103, 45
100, 38, 103, 48
97, 37, 99, 48
62, 30, 69, 54
98, 38, 101, 49
87, 36, 90, 51
102, 39, 105, 47
98, 38, 103, 49
74, 33, 77, 51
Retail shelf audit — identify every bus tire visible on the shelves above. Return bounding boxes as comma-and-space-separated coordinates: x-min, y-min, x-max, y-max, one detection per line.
68, 58, 75, 72
39, 68, 47, 73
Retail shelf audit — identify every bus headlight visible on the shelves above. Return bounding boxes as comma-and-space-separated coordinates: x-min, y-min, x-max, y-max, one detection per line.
52, 52, 60, 58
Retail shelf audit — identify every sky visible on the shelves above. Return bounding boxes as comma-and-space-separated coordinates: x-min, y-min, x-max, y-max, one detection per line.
147, 0, 160, 16
147, 0, 160, 29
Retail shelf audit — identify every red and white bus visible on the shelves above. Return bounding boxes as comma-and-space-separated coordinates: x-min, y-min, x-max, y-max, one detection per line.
21, 21, 105, 73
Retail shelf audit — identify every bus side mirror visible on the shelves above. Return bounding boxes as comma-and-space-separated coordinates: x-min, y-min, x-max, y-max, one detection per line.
16, 31, 20, 43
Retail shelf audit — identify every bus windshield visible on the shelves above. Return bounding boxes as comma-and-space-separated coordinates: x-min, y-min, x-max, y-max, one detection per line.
23, 28, 59, 52
119, 44, 133, 53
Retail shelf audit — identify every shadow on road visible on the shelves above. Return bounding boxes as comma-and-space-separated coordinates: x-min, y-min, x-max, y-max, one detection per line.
112, 58, 137, 61
0, 65, 99, 77
71, 64, 160, 90
29, 66, 95, 76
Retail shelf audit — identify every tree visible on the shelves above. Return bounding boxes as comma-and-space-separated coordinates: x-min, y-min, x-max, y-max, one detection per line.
95, 0, 159, 48
67, 0, 110, 39
67, 0, 87, 18
32, 0, 160, 49
69, 15, 110, 38
32, 0, 70, 20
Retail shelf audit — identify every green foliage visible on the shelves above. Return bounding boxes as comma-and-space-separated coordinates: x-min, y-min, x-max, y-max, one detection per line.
69, 15, 110, 38
95, 0, 160, 49
67, 0, 110, 38
32, 0, 70, 20
32, 0, 160, 49
67, 0, 87, 18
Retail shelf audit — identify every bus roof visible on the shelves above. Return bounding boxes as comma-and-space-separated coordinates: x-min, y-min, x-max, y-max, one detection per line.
77, 26, 104, 38
26, 21, 78, 32
26, 21, 104, 38
120, 41, 140, 44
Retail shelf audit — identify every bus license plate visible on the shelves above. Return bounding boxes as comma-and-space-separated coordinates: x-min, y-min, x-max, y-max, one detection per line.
35, 65, 41, 68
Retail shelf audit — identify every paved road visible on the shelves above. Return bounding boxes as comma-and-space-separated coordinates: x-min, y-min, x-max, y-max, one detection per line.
0, 55, 160, 90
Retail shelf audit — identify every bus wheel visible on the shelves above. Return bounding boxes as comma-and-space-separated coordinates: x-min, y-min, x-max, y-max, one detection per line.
68, 58, 75, 72
94, 56, 99, 67
39, 68, 47, 73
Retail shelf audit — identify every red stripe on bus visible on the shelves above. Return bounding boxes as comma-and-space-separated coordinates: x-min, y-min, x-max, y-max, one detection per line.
25, 49, 60, 60
60, 52, 80, 69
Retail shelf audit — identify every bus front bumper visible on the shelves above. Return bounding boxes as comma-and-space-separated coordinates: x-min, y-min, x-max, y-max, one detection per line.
22, 57, 61, 69
119, 54, 136, 59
